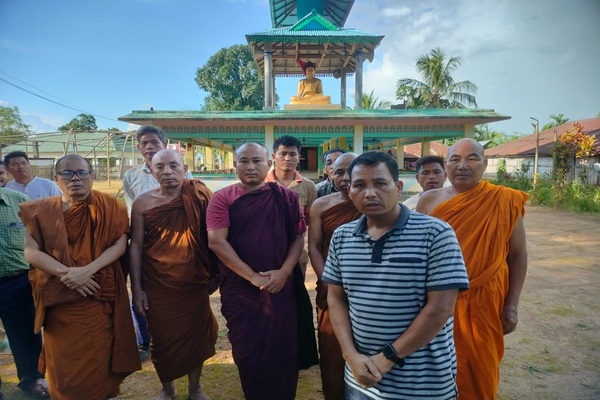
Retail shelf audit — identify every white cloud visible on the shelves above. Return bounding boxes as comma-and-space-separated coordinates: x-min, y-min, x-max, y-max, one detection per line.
346, 0, 600, 134
382, 7, 410, 17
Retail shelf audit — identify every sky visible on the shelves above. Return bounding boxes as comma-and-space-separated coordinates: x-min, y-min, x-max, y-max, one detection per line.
1, 0, 599, 137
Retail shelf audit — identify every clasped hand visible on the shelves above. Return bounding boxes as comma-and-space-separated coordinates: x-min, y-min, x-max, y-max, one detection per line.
60, 266, 100, 297
248, 269, 289, 294
346, 353, 383, 389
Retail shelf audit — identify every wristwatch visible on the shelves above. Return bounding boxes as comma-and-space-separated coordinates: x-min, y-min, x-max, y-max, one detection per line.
382, 344, 405, 367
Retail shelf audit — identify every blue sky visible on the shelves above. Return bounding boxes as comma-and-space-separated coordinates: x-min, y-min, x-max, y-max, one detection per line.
1, 0, 599, 136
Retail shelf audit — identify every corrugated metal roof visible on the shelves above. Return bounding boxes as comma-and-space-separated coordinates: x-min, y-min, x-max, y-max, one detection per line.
485, 117, 600, 157
2, 131, 137, 155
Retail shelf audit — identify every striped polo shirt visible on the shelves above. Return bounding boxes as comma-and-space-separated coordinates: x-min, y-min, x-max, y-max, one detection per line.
323, 204, 469, 400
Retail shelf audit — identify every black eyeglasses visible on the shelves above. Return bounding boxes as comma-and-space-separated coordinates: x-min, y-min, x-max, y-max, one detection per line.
57, 170, 93, 180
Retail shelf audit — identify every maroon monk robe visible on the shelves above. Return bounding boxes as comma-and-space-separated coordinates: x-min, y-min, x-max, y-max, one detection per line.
220, 182, 316, 400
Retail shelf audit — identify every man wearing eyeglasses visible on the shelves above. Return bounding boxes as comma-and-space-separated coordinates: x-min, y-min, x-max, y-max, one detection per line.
3, 151, 61, 199
20, 154, 141, 399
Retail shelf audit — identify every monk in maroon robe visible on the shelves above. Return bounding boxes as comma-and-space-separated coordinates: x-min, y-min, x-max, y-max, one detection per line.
308, 153, 361, 400
20, 154, 140, 400
130, 149, 218, 400
207, 143, 317, 400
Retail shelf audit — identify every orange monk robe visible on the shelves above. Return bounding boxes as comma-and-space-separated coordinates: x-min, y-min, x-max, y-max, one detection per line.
19, 191, 140, 400
430, 181, 528, 400
142, 180, 218, 382
317, 199, 362, 400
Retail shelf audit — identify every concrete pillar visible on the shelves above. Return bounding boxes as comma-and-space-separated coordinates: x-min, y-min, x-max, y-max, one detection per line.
354, 54, 364, 109
354, 125, 364, 154
265, 125, 274, 155
464, 123, 474, 138
421, 139, 431, 156
396, 139, 404, 170
263, 43, 274, 109
340, 68, 347, 109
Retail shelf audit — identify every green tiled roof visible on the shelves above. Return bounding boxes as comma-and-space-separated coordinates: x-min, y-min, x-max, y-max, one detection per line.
270, 0, 354, 28
247, 9, 384, 75
119, 108, 511, 148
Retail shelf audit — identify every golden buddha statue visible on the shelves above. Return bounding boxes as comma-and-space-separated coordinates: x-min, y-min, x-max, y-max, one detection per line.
290, 59, 332, 105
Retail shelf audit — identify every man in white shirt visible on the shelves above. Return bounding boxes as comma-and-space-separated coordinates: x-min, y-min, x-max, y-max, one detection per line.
123, 125, 192, 214
4, 152, 61, 199
402, 155, 447, 210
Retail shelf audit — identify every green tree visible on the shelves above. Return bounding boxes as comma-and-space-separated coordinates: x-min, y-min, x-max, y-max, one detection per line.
195, 44, 265, 111
58, 113, 97, 131
362, 89, 391, 109
541, 113, 569, 131
396, 47, 478, 109
473, 124, 515, 147
0, 105, 31, 145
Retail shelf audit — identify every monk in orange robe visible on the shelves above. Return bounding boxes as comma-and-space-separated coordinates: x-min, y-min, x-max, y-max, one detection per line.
308, 153, 361, 400
417, 138, 528, 400
20, 154, 140, 400
129, 149, 218, 400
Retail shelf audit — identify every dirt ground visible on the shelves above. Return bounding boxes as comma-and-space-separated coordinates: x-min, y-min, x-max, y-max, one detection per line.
1, 204, 599, 399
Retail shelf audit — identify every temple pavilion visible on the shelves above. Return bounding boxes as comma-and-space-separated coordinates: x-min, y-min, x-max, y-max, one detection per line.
119, 0, 510, 173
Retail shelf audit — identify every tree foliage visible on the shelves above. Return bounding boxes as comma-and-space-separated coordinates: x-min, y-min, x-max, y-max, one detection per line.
553, 122, 599, 173
396, 47, 478, 109
361, 89, 391, 109
0, 105, 31, 145
473, 124, 517, 147
195, 44, 265, 111
58, 113, 98, 131
542, 113, 569, 131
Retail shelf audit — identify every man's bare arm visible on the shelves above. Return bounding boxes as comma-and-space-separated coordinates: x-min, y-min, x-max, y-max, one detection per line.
129, 199, 148, 314
502, 215, 528, 334
370, 288, 458, 376
328, 283, 382, 388
307, 199, 326, 279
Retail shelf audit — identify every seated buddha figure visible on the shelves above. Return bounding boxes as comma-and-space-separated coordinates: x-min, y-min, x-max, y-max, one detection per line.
290, 59, 332, 105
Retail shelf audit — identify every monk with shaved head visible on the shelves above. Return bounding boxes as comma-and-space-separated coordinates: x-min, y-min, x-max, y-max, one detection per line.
129, 149, 218, 400
21, 153, 140, 399
308, 152, 361, 399
417, 138, 529, 399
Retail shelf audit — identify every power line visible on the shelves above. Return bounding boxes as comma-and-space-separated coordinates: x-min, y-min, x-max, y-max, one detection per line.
0, 70, 80, 108
0, 75, 120, 123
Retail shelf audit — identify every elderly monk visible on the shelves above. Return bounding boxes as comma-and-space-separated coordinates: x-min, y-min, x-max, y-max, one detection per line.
206, 142, 317, 400
417, 138, 528, 399
129, 149, 218, 400
20, 154, 140, 400
308, 152, 361, 400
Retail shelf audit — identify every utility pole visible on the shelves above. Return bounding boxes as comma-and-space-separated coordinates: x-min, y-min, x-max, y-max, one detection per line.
529, 117, 540, 189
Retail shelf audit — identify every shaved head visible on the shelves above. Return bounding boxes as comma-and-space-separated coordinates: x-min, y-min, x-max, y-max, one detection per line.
235, 142, 269, 161
449, 138, 485, 158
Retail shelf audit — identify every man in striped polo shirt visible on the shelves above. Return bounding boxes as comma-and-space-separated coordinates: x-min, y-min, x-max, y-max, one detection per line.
323, 151, 469, 400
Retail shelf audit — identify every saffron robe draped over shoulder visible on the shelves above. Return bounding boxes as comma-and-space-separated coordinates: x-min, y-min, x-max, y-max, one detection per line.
430, 181, 528, 400
317, 199, 361, 400
142, 179, 218, 382
19, 191, 140, 400
219, 182, 315, 400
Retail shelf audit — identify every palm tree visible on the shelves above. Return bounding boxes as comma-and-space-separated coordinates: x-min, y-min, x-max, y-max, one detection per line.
396, 47, 478, 109
361, 89, 392, 109
541, 113, 569, 131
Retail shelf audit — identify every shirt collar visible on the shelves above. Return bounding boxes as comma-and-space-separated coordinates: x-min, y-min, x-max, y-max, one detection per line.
352, 203, 411, 236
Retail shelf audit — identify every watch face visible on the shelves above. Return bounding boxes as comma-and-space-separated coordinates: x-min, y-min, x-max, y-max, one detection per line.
383, 344, 396, 359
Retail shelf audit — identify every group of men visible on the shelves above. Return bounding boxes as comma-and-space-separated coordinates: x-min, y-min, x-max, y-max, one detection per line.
0, 125, 528, 400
